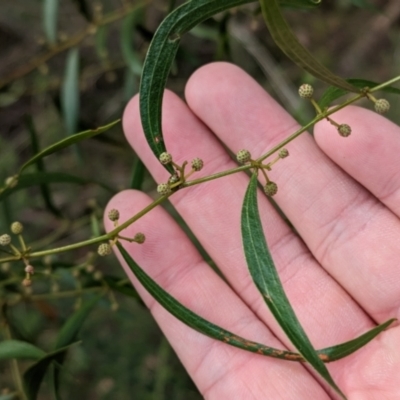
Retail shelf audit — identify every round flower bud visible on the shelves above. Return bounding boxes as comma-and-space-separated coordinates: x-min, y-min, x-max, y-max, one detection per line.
108, 209, 120, 222
11, 222, 23, 234
374, 98, 390, 114
263, 181, 278, 197
22, 278, 32, 287
168, 174, 180, 185
159, 152, 173, 165
24, 265, 35, 274
85, 264, 95, 273
236, 149, 251, 164
298, 84, 314, 99
98, 243, 112, 256
338, 124, 352, 137
5, 176, 18, 188
0, 234, 11, 246
191, 158, 204, 171
279, 148, 289, 159
157, 183, 171, 196
93, 270, 103, 281
133, 232, 145, 244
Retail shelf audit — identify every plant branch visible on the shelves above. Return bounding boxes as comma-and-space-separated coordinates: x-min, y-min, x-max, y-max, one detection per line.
0, 1, 147, 90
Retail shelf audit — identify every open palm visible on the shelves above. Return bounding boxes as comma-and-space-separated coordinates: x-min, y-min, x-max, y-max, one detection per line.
104, 63, 400, 399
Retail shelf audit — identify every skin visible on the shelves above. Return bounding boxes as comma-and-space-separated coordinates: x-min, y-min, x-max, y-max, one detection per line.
104, 63, 400, 399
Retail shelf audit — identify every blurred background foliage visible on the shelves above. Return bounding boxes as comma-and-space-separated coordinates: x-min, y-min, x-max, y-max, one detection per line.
0, 0, 399, 398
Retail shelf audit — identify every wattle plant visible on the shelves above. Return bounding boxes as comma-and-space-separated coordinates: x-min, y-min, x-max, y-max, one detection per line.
1, 0, 399, 398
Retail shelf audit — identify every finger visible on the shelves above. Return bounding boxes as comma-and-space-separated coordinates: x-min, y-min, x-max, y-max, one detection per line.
122, 87, 377, 395
104, 190, 330, 399
185, 62, 400, 323
314, 105, 400, 217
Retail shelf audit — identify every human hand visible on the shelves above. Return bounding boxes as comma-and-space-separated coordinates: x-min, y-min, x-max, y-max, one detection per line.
104, 63, 400, 399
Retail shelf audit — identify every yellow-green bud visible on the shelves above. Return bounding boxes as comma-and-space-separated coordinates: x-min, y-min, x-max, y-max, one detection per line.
263, 181, 278, 197
298, 84, 314, 99
168, 174, 180, 185
11, 222, 23, 234
338, 124, 352, 137
133, 232, 145, 244
108, 209, 120, 222
5, 176, 18, 188
0, 234, 11, 246
157, 183, 171, 195
98, 243, 112, 256
191, 158, 204, 171
236, 149, 251, 164
279, 149, 289, 159
159, 152, 173, 165
374, 98, 390, 114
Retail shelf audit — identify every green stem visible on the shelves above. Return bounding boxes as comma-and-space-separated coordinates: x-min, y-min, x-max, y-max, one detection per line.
0, 75, 397, 262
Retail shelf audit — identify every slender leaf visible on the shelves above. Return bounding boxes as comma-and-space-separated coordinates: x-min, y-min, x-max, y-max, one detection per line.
241, 173, 346, 398
350, 0, 377, 11
259, 0, 357, 92
130, 156, 146, 189
140, 0, 255, 173
55, 296, 99, 349
0, 172, 115, 202
117, 241, 304, 361
18, 119, 120, 174
116, 242, 393, 364
43, 0, 59, 45
0, 340, 46, 361
25, 115, 62, 217
52, 297, 99, 399
23, 344, 77, 400
320, 318, 395, 362
95, 25, 109, 60
61, 48, 80, 136
319, 78, 400, 109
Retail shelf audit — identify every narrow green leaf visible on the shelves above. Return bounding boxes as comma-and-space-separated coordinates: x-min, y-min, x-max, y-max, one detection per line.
140, 0, 256, 173
116, 241, 305, 361
52, 297, 99, 399
259, 0, 357, 92
117, 242, 394, 366
318, 78, 400, 109
55, 296, 99, 349
0, 340, 46, 361
61, 48, 80, 136
320, 318, 396, 362
130, 156, 146, 189
241, 173, 346, 399
349, 0, 377, 11
24, 115, 62, 217
95, 25, 109, 60
23, 344, 77, 400
121, 9, 143, 75
18, 119, 120, 174
43, 0, 59, 45
0, 172, 115, 202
